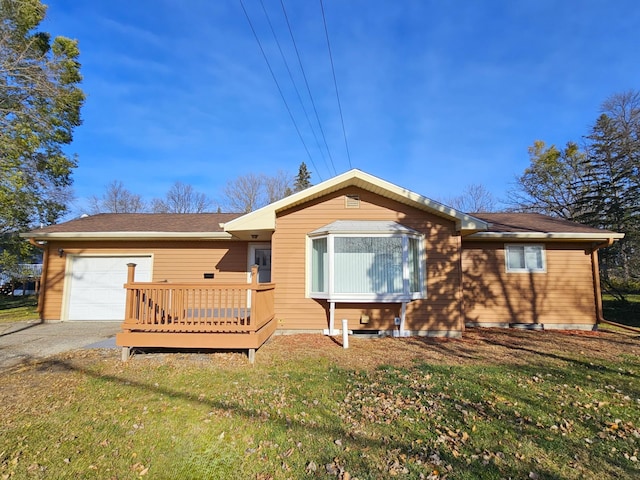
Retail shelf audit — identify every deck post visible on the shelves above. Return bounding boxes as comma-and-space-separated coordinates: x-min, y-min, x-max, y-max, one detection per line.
121, 346, 130, 362
127, 263, 137, 283
250, 265, 259, 324
125, 263, 137, 322
248, 348, 256, 364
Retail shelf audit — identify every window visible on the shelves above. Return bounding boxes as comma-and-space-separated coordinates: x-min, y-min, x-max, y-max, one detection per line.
311, 237, 327, 292
505, 244, 546, 273
308, 222, 425, 302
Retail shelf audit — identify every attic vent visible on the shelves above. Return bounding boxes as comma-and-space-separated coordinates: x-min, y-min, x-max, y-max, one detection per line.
345, 194, 360, 208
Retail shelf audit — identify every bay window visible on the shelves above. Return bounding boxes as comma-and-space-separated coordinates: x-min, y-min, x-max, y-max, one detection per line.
308, 221, 425, 302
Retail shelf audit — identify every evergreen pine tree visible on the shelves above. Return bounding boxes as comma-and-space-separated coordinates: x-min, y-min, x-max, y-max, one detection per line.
293, 162, 312, 192
576, 92, 640, 284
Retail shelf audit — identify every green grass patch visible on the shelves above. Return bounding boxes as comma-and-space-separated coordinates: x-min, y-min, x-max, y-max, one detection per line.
602, 294, 640, 327
1, 344, 639, 479
0, 295, 38, 323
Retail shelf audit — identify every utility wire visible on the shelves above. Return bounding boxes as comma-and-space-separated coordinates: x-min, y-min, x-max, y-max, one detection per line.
239, 0, 323, 181
280, 0, 338, 176
259, 0, 334, 179
319, 0, 352, 170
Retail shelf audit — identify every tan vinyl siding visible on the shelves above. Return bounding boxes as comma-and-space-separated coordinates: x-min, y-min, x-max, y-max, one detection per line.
40, 243, 64, 321
461, 241, 597, 325
272, 187, 462, 333
40, 240, 248, 321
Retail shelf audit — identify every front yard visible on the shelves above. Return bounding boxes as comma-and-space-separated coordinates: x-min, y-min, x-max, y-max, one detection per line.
0, 295, 38, 324
1, 328, 639, 479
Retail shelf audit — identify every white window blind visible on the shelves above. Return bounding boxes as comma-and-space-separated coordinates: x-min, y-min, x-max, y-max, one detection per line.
310, 228, 424, 301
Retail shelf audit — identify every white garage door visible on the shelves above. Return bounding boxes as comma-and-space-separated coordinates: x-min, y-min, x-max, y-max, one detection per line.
66, 256, 152, 321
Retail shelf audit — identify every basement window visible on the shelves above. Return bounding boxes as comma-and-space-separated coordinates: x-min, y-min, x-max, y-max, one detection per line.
308, 221, 425, 302
505, 244, 546, 273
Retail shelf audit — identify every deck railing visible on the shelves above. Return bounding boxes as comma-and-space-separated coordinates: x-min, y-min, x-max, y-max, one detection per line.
122, 265, 274, 334
117, 264, 276, 362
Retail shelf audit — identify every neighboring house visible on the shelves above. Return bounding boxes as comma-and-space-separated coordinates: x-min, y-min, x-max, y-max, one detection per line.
21, 170, 623, 352
0, 264, 43, 295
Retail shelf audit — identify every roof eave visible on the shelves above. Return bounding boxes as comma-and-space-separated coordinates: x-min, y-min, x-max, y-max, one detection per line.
465, 232, 625, 241
19, 232, 235, 241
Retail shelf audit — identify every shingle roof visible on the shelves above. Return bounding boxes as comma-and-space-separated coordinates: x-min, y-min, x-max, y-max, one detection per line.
26, 213, 241, 234
22, 211, 622, 242
471, 213, 618, 235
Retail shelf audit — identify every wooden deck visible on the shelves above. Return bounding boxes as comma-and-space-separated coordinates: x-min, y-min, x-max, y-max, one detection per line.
116, 265, 276, 363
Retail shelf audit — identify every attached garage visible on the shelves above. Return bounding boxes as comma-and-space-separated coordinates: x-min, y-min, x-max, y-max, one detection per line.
65, 255, 152, 321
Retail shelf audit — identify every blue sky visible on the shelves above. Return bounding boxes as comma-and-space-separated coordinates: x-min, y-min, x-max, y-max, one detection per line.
42, 0, 640, 214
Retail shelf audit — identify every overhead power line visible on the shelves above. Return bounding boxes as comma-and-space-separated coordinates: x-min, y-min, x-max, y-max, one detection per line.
239, 0, 323, 182
319, 0, 352, 170
259, 0, 335, 178
280, 0, 338, 176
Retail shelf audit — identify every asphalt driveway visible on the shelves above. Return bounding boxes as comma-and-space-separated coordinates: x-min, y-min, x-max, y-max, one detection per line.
0, 321, 120, 369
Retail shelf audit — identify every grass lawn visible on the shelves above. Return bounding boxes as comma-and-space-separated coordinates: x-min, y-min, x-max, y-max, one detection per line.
1, 329, 639, 479
602, 294, 640, 328
0, 295, 38, 324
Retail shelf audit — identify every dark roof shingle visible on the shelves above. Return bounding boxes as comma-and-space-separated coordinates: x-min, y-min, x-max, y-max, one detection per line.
25, 211, 619, 238
28, 213, 242, 234
471, 212, 617, 234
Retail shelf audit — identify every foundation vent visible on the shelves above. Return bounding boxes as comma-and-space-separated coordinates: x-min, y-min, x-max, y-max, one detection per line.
345, 194, 360, 208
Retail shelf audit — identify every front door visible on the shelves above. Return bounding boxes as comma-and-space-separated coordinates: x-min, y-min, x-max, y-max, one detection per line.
248, 243, 272, 283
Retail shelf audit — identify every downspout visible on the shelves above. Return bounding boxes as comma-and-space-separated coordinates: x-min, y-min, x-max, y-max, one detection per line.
457, 234, 465, 334
590, 239, 640, 333
590, 244, 605, 327
28, 237, 48, 320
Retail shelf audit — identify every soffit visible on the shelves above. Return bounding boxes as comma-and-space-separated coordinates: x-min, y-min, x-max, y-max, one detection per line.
223, 169, 490, 234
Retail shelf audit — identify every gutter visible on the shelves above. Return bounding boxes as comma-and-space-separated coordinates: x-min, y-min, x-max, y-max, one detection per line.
19, 231, 234, 241
468, 232, 626, 241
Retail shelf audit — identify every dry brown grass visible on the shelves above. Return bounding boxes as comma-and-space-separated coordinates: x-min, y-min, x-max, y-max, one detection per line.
1, 328, 639, 480
257, 327, 639, 370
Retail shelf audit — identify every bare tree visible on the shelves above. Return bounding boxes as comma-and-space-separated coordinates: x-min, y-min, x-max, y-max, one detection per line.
265, 170, 294, 203
89, 180, 147, 214
221, 173, 266, 213
221, 171, 296, 213
152, 182, 212, 213
444, 184, 497, 213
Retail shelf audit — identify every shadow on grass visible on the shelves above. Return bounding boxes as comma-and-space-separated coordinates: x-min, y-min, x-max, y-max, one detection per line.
403, 328, 638, 377
603, 298, 640, 328
6, 332, 639, 479
0, 294, 38, 310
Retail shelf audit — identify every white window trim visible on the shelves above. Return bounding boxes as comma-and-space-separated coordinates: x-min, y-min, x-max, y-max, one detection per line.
504, 243, 546, 273
307, 232, 426, 302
